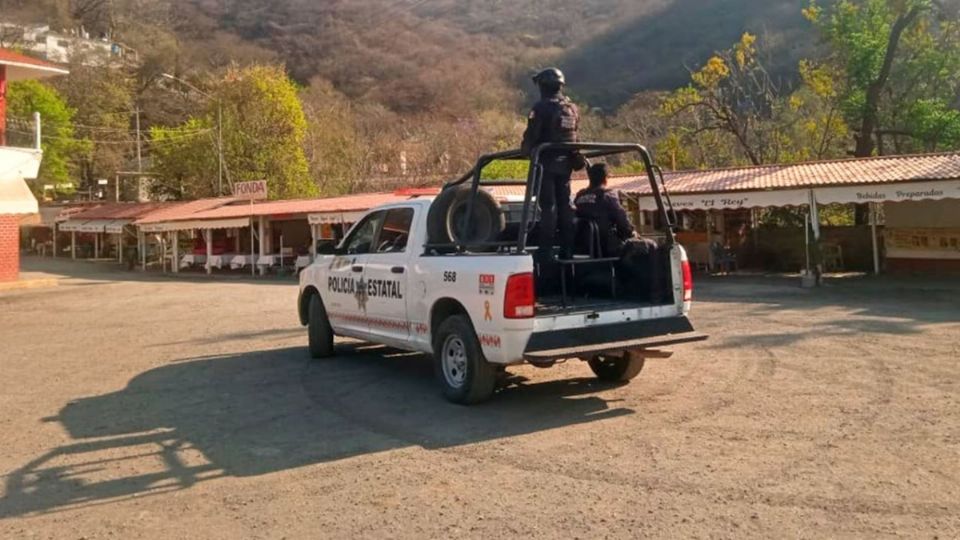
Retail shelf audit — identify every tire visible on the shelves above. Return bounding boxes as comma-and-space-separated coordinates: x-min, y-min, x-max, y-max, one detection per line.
432, 315, 497, 404
308, 294, 334, 359
426, 184, 505, 251
588, 352, 646, 382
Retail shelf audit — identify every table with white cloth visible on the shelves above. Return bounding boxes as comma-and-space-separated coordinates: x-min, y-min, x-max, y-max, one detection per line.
230, 255, 257, 270
180, 254, 206, 268
207, 254, 229, 269
256, 254, 293, 267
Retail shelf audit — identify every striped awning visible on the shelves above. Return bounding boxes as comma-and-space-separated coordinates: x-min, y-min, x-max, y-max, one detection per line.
139, 217, 251, 233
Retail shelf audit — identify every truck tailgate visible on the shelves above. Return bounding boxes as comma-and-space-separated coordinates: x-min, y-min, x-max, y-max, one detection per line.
524, 317, 707, 362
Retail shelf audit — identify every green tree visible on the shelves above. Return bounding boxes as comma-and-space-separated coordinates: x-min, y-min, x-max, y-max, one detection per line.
661, 33, 785, 166
218, 65, 316, 200
805, 0, 960, 155
152, 65, 317, 200
6, 80, 87, 190
53, 63, 136, 191
149, 118, 218, 199
301, 79, 365, 196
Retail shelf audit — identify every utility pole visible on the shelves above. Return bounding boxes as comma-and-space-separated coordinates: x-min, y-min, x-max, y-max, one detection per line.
135, 106, 142, 173
217, 100, 223, 196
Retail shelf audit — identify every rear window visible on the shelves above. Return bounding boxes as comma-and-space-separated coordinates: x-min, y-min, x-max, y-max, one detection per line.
376, 208, 414, 253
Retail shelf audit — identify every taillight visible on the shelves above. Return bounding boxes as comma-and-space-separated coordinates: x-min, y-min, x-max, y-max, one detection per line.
681, 260, 693, 303
504, 273, 535, 319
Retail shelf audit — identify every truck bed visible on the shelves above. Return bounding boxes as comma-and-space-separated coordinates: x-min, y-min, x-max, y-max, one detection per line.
535, 296, 663, 317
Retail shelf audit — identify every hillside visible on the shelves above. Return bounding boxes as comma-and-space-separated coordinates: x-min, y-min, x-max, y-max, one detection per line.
1, 0, 813, 112
562, 0, 812, 107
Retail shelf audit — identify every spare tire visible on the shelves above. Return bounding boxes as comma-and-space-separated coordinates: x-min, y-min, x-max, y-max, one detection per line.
427, 184, 505, 251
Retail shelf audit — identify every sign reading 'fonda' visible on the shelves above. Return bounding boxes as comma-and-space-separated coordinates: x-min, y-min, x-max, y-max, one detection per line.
233, 180, 268, 200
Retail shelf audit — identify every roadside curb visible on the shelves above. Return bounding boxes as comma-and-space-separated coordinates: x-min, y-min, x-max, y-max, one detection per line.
0, 278, 60, 292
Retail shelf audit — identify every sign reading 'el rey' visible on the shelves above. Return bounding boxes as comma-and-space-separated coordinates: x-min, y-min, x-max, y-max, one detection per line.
233, 180, 268, 200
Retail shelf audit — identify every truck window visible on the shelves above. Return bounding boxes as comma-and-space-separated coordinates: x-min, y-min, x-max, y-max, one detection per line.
343, 211, 384, 255
375, 208, 414, 253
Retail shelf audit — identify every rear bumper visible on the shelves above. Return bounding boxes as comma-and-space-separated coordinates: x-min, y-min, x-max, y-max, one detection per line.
523, 316, 707, 362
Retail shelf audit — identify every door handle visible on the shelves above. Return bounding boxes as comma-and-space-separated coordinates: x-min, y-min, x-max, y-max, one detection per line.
352, 265, 363, 273
391, 266, 405, 274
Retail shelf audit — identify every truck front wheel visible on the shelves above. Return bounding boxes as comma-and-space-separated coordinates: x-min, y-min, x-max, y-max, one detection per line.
308, 294, 334, 359
588, 352, 646, 382
433, 315, 497, 404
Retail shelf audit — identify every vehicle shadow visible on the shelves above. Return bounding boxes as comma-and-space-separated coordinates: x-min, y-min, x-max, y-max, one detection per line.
0, 344, 631, 518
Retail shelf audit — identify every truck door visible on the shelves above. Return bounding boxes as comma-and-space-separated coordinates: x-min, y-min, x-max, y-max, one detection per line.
324, 210, 385, 337
361, 207, 414, 343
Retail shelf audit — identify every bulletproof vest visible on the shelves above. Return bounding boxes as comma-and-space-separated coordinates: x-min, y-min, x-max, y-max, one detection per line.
543, 96, 579, 144
575, 187, 608, 220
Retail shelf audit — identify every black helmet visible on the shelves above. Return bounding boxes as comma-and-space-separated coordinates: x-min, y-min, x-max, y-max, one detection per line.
533, 67, 565, 87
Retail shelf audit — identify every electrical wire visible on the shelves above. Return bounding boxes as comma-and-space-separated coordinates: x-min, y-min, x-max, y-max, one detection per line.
4, 128, 214, 146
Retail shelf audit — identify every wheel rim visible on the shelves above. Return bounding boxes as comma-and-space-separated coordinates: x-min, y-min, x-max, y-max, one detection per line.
441, 334, 468, 389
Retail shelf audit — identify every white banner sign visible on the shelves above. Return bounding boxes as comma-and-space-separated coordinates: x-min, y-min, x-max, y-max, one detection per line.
814, 180, 960, 205
635, 189, 810, 211
233, 180, 268, 200
308, 212, 365, 225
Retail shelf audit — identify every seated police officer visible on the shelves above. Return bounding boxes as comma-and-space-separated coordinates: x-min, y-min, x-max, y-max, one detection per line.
575, 163, 635, 258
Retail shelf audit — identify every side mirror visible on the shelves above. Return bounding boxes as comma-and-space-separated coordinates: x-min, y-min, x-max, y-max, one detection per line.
316, 240, 337, 255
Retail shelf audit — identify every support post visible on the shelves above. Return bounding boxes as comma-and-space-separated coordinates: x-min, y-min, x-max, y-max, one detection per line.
870, 202, 880, 276
118, 232, 123, 264
71, 231, 76, 260
52, 223, 57, 258
140, 230, 147, 271
250, 219, 256, 277
94, 233, 99, 259
172, 230, 180, 274
310, 223, 317, 262
808, 190, 823, 286
258, 216, 266, 276
205, 229, 213, 275
34, 112, 41, 151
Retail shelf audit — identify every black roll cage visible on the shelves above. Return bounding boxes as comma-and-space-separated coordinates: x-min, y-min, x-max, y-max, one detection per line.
426, 142, 678, 254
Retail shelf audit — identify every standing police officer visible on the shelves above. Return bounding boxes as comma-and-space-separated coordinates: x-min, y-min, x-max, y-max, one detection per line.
521, 67, 582, 264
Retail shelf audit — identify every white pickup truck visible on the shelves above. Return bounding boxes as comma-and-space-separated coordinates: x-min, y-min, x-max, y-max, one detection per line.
298, 143, 706, 404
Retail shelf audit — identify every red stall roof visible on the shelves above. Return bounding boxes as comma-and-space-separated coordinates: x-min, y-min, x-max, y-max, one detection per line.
0, 49, 69, 81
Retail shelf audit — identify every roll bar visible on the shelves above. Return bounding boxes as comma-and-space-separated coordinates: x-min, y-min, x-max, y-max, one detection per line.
434, 142, 677, 254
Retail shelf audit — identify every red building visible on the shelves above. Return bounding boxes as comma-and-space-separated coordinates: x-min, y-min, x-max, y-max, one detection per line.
0, 48, 68, 281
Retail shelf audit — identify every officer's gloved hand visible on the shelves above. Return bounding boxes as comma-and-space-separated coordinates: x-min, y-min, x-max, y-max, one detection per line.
572, 152, 587, 171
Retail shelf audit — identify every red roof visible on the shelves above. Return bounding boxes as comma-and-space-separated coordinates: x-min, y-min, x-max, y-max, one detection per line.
136, 197, 239, 224
0, 48, 69, 81
67, 202, 175, 221
616, 152, 960, 195
134, 193, 411, 224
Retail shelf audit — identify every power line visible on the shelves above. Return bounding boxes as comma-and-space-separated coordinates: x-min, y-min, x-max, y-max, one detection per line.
5, 128, 214, 146
6, 115, 213, 136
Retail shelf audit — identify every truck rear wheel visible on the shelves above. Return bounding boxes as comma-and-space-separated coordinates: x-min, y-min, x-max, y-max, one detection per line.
432, 315, 497, 404
588, 352, 645, 382
308, 294, 334, 359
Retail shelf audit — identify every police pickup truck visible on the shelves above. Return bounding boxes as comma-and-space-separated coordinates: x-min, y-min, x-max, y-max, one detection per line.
298, 143, 706, 404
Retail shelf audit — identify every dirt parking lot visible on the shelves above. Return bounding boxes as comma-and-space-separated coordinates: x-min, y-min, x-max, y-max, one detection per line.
1, 257, 958, 538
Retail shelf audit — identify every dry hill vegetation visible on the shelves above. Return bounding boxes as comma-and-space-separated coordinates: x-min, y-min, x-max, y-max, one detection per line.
3, 0, 960, 199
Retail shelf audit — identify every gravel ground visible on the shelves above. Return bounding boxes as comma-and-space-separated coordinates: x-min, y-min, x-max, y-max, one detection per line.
1, 257, 958, 539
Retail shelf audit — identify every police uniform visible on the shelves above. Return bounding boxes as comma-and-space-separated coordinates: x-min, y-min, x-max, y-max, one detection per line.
574, 185, 635, 257
521, 93, 580, 261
